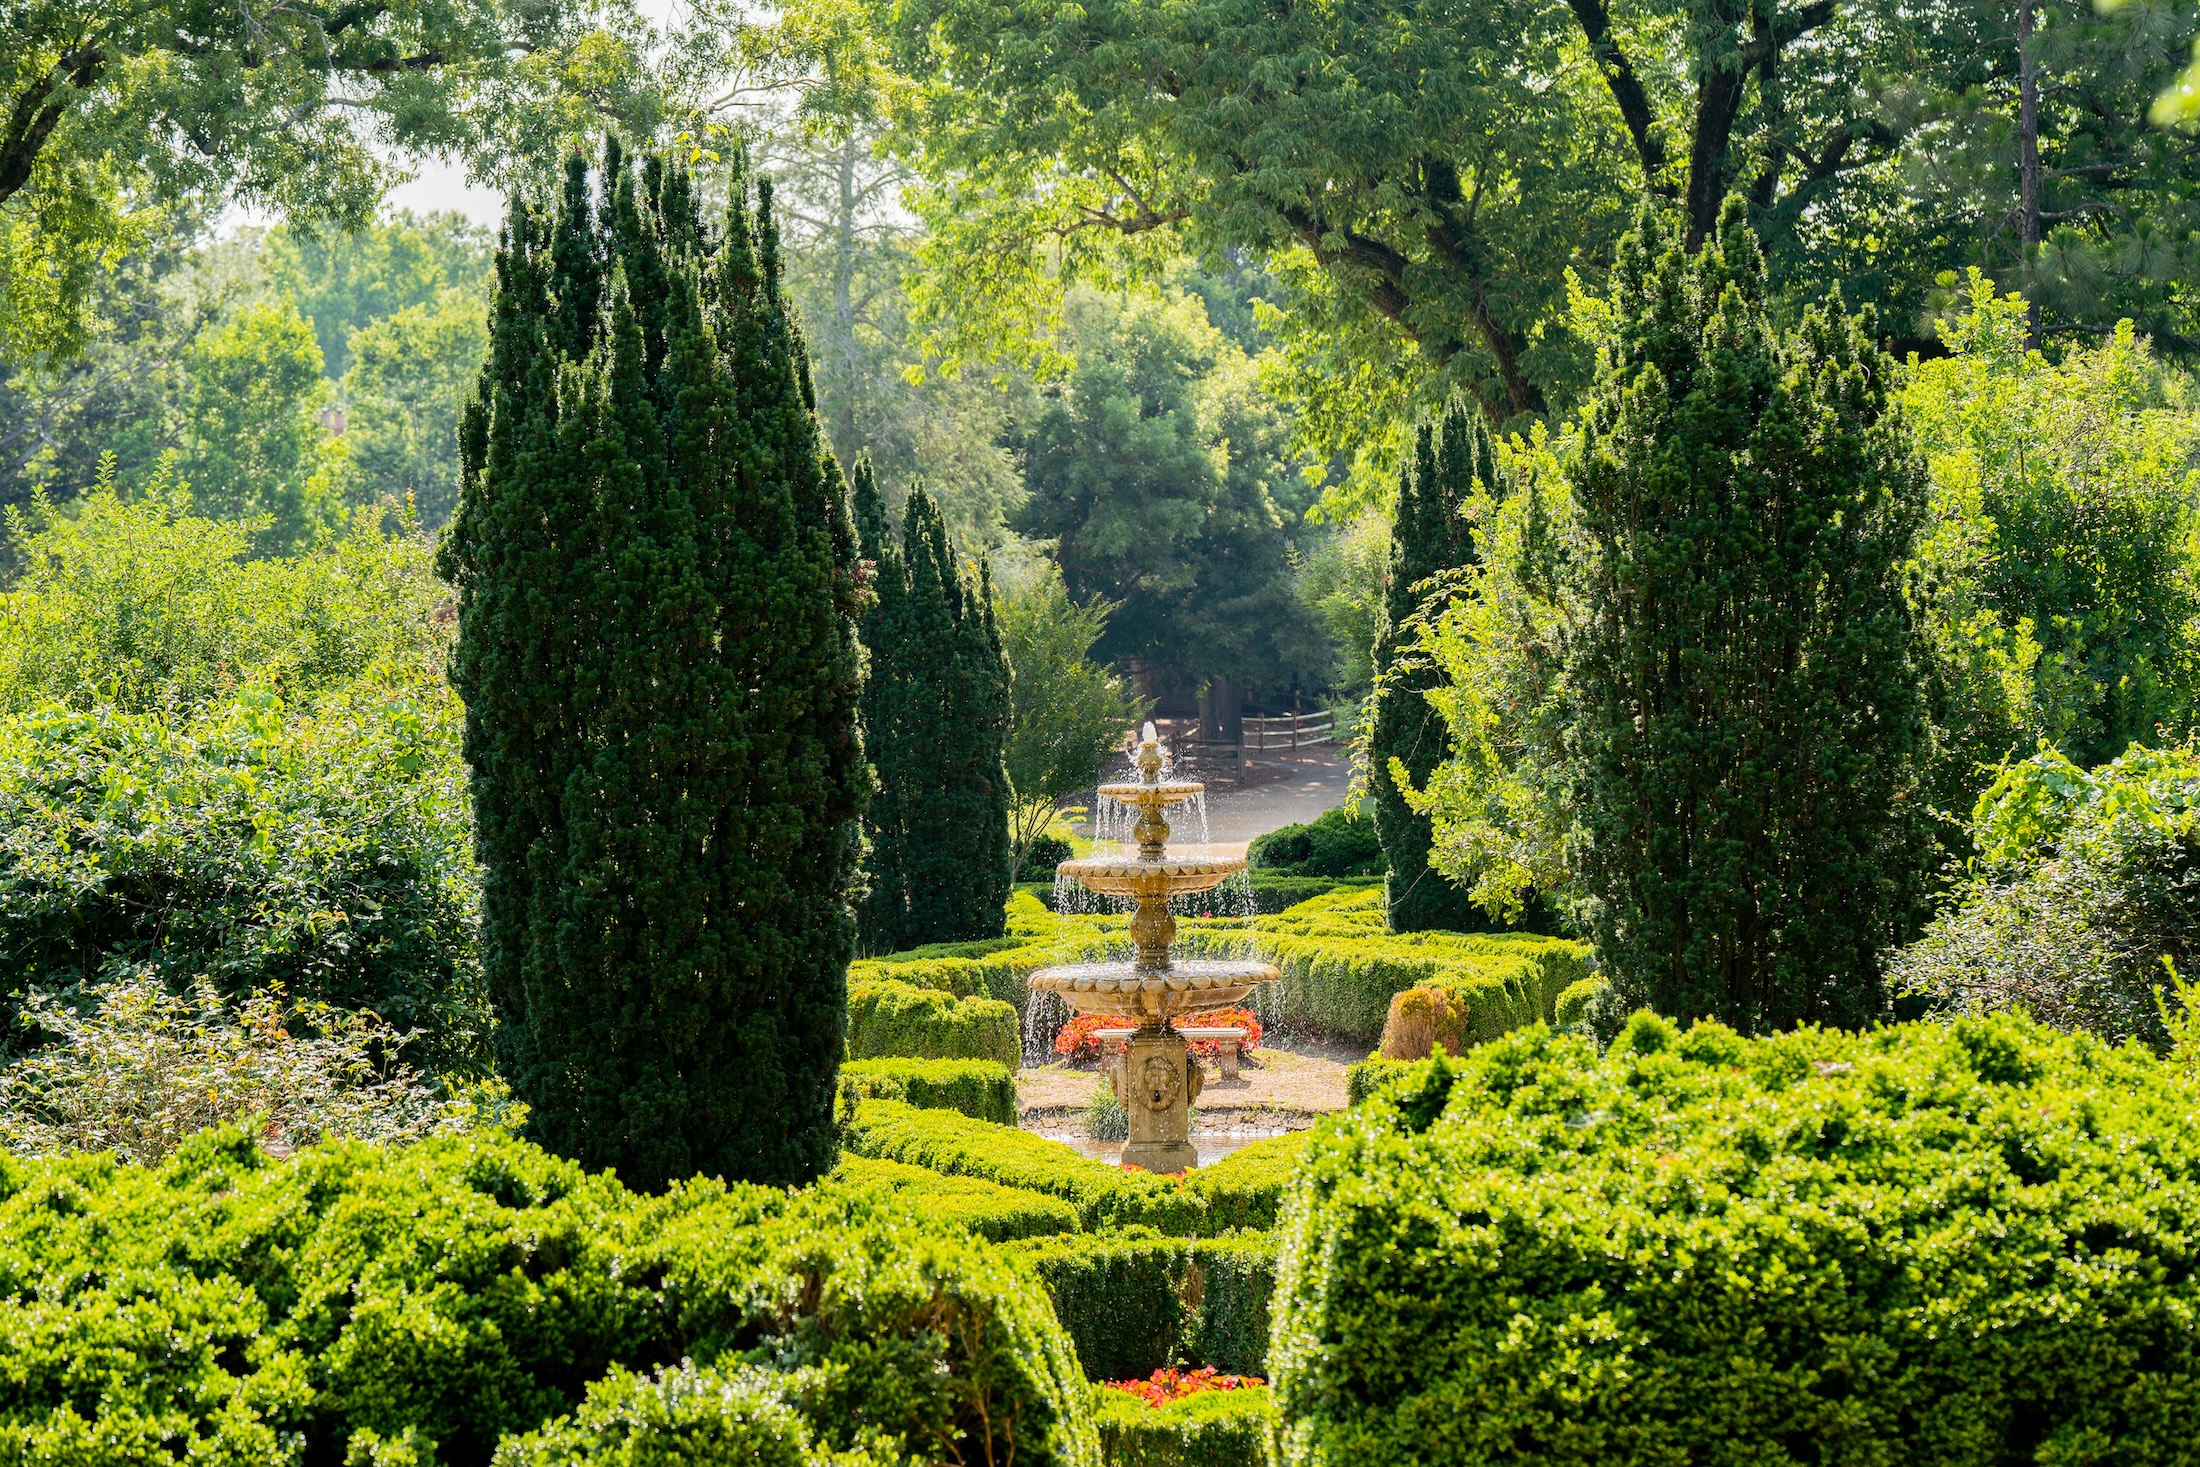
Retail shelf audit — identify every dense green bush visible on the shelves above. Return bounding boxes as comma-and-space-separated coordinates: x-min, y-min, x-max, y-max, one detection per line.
1342, 1057, 1409, 1107
837, 1057, 1018, 1124
1182, 1132, 1310, 1232
1273, 1011, 2200, 1465
1247, 806, 1383, 879
1017, 1231, 1279, 1380
491, 1363, 815, 1466
846, 979, 1021, 1067
1182, 888, 1590, 1044
1092, 1386, 1274, 1467
0, 1126, 1096, 1465
0, 467, 449, 719
842, 1100, 1207, 1232
0, 690, 481, 1067
1020, 831, 1076, 880
1893, 742, 2200, 1046
832, 1154, 1080, 1241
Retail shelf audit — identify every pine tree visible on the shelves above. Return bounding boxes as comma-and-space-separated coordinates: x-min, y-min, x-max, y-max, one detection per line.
439, 143, 868, 1189
1567, 201, 1930, 1032
1368, 401, 1492, 933
855, 483, 1011, 950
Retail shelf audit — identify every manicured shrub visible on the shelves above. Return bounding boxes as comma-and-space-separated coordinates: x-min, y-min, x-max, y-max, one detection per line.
1272, 1012, 2200, 1465
1017, 1231, 1280, 1380
1247, 805, 1383, 879
1552, 975, 1605, 1029
491, 1364, 815, 1466
1092, 1382, 1274, 1467
846, 979, 1020, 1068
1181, 888, 1591, 1044
855, 477, 1013, 952
830, 1155, 1079, 1241
1020, 1230, 1192, 1381
0, 1126, 1096, 1465
1245, 872, 1383, 914
1184, 1133, 1309, 1233
837, 1057, 1018, 1124
841, 1100, 1206, 1232
851, 951, 1027, 1009
441, 146, 867, 1189
1342, 1057, 1409, 1107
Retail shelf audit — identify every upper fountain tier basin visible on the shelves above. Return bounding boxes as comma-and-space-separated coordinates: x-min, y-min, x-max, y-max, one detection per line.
1096, 778, 1206, 809
1026, 958, 1281, 1022
1060, 854, 1245, 900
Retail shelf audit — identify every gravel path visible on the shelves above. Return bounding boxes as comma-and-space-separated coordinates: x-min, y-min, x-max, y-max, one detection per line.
1017, 1037, 1359, 1123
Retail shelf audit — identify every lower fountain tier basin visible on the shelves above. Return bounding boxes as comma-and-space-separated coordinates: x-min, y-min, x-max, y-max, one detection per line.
1095, 780, 1207, 807
1027, 959, 1280, 1021
1057, 855, 1245, 899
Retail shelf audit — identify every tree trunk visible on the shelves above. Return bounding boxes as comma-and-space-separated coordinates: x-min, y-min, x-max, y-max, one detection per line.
2017, 0, 2043, 349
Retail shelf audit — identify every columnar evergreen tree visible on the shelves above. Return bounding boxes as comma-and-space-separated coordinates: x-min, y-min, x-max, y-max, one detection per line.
852, 458, 915, 946
1567, 202, 1930, 1032
438, 142, 869, 1189
855, 480, 1012, 950
1368, 402, 1490, 933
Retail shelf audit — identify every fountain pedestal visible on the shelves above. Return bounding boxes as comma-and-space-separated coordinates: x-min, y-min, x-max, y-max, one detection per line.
1114, 1026, 1204, 1173
1028, 726, 1277, 1173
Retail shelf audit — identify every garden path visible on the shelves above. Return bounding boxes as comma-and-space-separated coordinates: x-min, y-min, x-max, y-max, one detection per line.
1016, 1035, 1357, 1123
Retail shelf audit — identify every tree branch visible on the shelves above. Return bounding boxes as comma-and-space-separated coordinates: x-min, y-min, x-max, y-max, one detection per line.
1564, 0, 1668, 189
0, 47, 106, 208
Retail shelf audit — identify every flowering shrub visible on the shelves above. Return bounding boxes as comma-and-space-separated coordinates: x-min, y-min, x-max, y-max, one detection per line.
0, 970, 506, 1163
1104, 1367, 1265, 1408
1052, 1009, 1263, 1062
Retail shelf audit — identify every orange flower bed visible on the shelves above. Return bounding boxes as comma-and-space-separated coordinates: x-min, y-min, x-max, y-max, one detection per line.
1053, 1008, 1263, 1063
1104, 1366, 1265, 1407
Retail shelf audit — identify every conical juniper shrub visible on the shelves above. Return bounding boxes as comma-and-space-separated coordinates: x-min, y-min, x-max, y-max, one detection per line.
439, 143, 868, 1190
1271, 1013, 2200, 1465
857, 483, 1012, 951
1565, 200, 1931, 1031
1367, 401, 1494, 934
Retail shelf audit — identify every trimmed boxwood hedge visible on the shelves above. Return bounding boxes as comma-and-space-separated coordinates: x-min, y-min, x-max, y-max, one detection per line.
1016, 1231, 1280, 1380
1273, 1010, 2200, 1466
1183, 1131, 1311, 1232
1092, 1385, 1275, 1467
832, 1154, 1079, 1241
842, 1100, 1208, 1233
0, 1125, 1097, 1466
1179, 889, 1591, 1044
838, 1056, 1019, 1123
846, 978, 1020, 1067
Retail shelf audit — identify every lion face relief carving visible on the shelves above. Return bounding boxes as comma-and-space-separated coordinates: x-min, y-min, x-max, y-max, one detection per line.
1139, 1054, 1184, 1112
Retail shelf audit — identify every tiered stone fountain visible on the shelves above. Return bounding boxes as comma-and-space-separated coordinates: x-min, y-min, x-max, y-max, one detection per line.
1029, 725, 1279, 1172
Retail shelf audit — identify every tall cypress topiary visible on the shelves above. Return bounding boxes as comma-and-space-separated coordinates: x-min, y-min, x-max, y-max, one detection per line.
1567, 201, 1930, 1032
852, 457, 915, 947
439, 143, 868, 1189
855, 483, 1011, 950
1368, 401, 1492, 933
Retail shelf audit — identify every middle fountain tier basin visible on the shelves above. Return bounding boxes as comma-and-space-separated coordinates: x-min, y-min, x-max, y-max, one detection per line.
1095, 779, 1207, 808
1058, 854, 1246, 900
1026, 958, 1280, 1023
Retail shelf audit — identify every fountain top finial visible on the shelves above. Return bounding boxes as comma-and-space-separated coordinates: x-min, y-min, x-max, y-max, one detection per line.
1137, 723, 1163, 785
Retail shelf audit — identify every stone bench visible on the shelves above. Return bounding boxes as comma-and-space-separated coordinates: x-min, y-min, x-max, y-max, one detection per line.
1094, 1026, 1251, 1080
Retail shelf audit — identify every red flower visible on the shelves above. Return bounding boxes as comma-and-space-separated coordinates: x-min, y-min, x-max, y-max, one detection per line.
1051, 1008, 1264, 1062
1103, 1366, 1266, 1407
